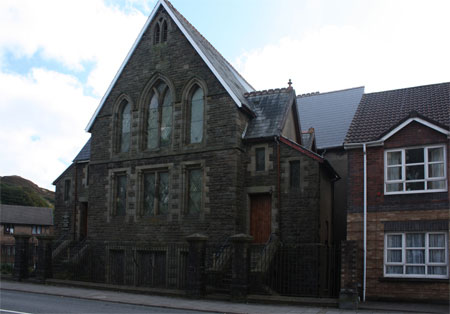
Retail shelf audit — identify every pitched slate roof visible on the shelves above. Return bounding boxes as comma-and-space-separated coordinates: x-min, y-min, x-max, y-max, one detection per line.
0, 204, 53, 226
297, 87, 364, 149
73, 138, 91, 162
86, 0, 254, 131
243, 88, 295, 140
346, 82, 450, 143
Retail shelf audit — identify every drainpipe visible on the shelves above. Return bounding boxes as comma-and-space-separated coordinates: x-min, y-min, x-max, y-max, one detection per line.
276, 136, 281, 236
363, 143, 367, 302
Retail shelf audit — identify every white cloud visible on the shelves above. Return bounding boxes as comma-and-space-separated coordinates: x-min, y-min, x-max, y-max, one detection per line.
0, 0, 151, 190
235, 0, 450, 94
0, 0, 147, 95
0, 68, 96, 190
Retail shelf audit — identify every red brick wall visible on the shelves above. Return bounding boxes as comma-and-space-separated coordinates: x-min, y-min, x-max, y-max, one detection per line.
348, 122, 449, 213
348, 210, 449, 302
346, 121, 450, 301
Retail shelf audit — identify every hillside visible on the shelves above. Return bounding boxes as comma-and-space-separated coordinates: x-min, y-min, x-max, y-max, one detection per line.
0, 175, 55, 208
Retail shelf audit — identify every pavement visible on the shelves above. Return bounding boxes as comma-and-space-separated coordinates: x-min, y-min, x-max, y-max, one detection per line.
1, 279, 449, 314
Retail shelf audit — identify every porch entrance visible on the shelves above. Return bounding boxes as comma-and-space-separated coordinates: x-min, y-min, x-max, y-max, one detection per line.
250, 193, 271, 243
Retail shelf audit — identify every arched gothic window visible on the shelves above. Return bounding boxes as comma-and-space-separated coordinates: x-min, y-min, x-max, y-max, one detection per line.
119, 100, 131, 153
154, 23, 161, 44
154, 18, 168, 44
162, 20, 168, 42
188, 86, 204, 144
146, 81, 173, 149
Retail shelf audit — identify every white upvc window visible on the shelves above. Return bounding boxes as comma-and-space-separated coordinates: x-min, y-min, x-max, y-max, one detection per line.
384, 145, 447, 194
384, 232, 448, 279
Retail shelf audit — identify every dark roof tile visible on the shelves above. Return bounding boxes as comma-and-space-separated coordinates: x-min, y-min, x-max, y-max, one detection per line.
0, 204, 53, 226
346, 82, 450, 143
244, 88, 294, 139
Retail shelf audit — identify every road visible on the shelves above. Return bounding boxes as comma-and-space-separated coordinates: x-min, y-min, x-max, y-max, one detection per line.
0, 290, 217, 314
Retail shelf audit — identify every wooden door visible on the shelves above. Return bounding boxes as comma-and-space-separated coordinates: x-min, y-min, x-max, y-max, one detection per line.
250, 194, 272, 243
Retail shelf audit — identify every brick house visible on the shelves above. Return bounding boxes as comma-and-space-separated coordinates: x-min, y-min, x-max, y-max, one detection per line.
52, 0, 339, 294
0, 204, 53, 265
344, 82, 450, 302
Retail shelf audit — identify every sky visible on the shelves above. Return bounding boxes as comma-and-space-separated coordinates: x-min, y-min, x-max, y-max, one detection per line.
1, 0, 449, 191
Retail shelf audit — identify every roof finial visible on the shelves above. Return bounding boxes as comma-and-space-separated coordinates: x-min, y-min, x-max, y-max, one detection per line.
287, 79, 292, 89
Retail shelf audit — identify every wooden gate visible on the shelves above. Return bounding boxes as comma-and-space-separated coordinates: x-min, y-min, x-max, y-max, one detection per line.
250, 194, 271, 243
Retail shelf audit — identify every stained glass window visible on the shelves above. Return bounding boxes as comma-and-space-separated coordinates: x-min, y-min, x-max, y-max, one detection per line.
190, 87, 204, 143
142, 171, 169, 216
146, 82, 172, 149
188, 169, 202, 214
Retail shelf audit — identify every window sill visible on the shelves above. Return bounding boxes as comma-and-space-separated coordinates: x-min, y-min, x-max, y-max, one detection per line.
379, 277, 449, 283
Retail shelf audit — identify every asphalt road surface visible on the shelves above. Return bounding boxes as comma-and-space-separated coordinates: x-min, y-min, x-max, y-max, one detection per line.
0, 290, 216, 314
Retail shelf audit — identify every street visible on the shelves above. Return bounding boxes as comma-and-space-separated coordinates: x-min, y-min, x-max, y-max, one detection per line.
0, 290, 217, 314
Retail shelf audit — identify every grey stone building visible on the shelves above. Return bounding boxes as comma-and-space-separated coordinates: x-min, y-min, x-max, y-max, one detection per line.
53, 0, 339, 293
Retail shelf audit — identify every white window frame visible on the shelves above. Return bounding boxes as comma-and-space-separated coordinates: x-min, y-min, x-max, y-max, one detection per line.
384, 144, 447, 195
384, 232, 449, 279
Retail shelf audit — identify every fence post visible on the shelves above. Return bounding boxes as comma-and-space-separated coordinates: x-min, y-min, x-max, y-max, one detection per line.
13, 234, 31, 281
36, 235, 54, 282
186, 233, 208, 297
230, 233, 253, 301
339, 240, 359, 310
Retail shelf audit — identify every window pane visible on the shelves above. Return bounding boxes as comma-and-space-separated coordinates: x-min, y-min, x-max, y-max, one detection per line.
406, 266, 425, 274
255, 148, 265, 171
116, 175, 127, 216
406, 249, 425, 263
290, 160, 300, 188
406, 233, 424, 247
188, 169, 202, 214
386, 183, 403, 192
387, 151, 401, 165
148, 94, 159, 149
143, 173, 155, 216
387, 235, 402, 248
160, 105, 172, 147
405, 148, 424, 164
428, 266, 447, 275
386, 266, 403, 274
406, 182, 424, 191
120, 102, 131, 153
190, 87, 204, 144
429, 234, 445, 247
387, 167, 401, 180
190, 121, 203, 144
406, 165, 424, 180
162, 90, 172, 107
387, 250, 402, 263
158, 172, 169, 215
429, 250, 445, 263
428, 180, 445, 190
429, 164, 444, 178
428, 147, 444, 162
